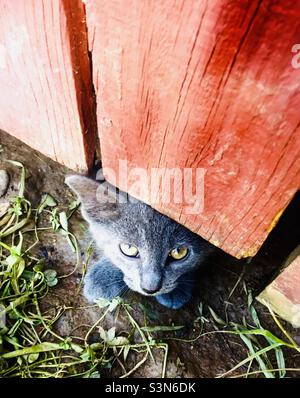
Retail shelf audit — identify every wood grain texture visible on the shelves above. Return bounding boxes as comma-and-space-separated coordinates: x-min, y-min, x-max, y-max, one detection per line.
85, 0, 300, 258
0, 0, 97, 172
257, 246, 300, 328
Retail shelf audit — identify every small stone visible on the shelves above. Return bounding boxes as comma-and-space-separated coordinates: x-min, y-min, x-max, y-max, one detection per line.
0, 202, 10, 217
0, 170, 10, 197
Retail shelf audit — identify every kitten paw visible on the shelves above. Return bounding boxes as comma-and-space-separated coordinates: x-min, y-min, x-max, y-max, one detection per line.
83, 259, 127, 303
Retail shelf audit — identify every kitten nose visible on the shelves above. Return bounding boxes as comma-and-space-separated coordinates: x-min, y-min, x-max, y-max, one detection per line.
140, 271, 162, 294
142, 287, 160, 295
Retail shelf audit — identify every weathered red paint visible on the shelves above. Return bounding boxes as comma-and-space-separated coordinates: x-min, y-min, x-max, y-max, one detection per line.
0, 0, 299, 259
85, 0, 300, 258
0, 0, 97, 172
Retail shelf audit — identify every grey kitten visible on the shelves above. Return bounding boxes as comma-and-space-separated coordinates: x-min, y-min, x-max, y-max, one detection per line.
65, 175, 212, 309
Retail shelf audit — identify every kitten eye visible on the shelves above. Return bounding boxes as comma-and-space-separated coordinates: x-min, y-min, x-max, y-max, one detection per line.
120, 243, 139, 258
169, 246, 188, 260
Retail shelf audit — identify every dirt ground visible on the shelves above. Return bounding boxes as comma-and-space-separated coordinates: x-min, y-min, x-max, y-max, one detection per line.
0, 129, 300, 378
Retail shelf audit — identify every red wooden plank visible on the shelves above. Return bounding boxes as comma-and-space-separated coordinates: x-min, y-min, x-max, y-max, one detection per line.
0, 0, 97, 172
257, 247, 300, 328
85, 0, 300, 258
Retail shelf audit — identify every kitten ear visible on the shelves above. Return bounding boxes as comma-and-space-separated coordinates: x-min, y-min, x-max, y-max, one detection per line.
65, 175, 120, 221
65, 175, 99, 205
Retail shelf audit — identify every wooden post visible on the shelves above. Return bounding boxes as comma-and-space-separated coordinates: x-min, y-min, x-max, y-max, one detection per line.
0, 0, 97, 172
85, 0, 300, 258
257, 246, 300, 328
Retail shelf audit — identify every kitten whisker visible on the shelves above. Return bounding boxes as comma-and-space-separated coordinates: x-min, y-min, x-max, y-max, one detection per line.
180, 282, 194, 288
116, 286, 130, 298
179, 279, 195, 283
100, 278, 125, 288
122, 288, 130, 298
175, 286, 191, 295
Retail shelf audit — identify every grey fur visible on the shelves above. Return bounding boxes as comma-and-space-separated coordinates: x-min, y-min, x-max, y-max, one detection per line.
65, 175, 212, 307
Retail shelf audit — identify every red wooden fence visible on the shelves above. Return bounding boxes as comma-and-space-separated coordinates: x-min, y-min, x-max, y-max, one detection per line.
0, 0, 299, 260
0, 0, 97, 172
84, 0, 300, 258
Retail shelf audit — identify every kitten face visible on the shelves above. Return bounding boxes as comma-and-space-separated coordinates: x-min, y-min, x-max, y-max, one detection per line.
66, 175, 211, 296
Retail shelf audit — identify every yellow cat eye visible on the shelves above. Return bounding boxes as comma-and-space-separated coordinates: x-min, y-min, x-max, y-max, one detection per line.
120, 243, 139, 257
169, 246, 188, 260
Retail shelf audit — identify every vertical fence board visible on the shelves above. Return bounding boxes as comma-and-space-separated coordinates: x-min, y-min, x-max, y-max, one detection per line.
0, 0, 97, 172
85, 0, 300, 258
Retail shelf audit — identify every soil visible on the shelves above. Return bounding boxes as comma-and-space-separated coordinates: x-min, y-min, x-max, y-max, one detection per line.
1, 129, 300, 378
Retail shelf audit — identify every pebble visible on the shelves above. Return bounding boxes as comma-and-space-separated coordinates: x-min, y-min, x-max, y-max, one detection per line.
0, 169, 10, 197
0, 202, 10, 217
